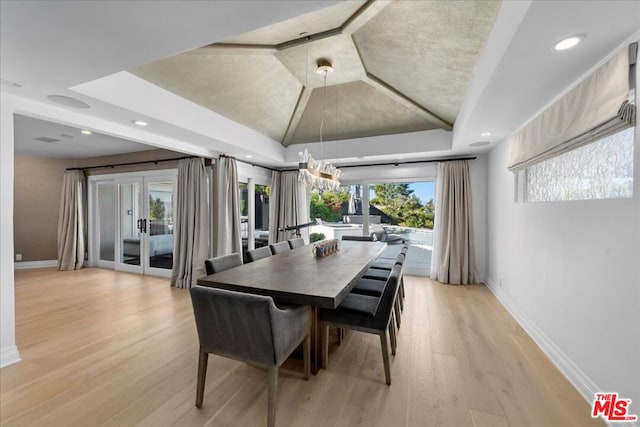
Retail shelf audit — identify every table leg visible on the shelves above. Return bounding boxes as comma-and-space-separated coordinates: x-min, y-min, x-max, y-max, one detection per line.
311, 307, 320, 375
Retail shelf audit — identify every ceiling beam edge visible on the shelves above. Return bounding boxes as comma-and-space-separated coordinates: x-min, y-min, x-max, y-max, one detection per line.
341, 0, 393, 35
282, 87, 312, 146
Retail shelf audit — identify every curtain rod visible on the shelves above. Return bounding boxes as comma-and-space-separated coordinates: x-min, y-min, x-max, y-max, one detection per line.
66, 156, 199, 171
337, 156, 477, 169
219, 154, 280, 172
223, 154, 477, 173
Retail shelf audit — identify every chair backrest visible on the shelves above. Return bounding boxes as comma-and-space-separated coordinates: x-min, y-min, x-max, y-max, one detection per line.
270, 241, 291, 255
190, 286, 276, 365
341, 235, 374, 242
246, 246, 272, 263
205, 253, 242, 275
288, 238, 305, 249
373, 264, 403, 329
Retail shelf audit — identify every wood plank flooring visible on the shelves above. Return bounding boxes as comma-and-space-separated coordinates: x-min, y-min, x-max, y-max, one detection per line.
1, 268, 602, 426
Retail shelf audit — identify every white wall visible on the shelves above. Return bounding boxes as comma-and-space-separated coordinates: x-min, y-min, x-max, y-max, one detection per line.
486, 131, 640, 409
0, 94, 20, 367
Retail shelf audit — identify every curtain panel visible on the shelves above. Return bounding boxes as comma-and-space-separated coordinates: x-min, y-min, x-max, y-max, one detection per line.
171, 158, 209, 289
57, 170, 86, 270
508, 43, 636, 171
269, 171, 302, 244
217, 157, 243, 260
430, 161, 474, 285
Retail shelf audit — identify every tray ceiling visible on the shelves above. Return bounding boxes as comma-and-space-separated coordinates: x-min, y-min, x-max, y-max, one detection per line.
132, 0, 501, 147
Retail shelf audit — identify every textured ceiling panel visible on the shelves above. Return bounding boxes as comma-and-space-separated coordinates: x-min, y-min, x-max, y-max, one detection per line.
132, 52, 301, 142
224, 1, 365, 45
289, 81, 438, 145
275, 34, 365, 88
353, 0, 501, 124
132, 0, 500, 146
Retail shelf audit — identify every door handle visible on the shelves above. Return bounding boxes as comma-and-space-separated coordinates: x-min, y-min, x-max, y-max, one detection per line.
137, 218, 143, 233
141, 218, 147, 234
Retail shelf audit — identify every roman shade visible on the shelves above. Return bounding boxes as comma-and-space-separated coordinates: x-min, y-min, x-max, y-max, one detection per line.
508, 43, 637, 171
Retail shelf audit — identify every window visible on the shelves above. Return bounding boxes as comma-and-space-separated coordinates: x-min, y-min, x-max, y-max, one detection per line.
524, 127, 634, 202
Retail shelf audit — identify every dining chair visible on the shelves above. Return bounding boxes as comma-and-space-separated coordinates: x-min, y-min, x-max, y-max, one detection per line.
341, 235, 374, 241
246, 246, 272, 263
353, 253, 405, 330
204, 252, 243, 275
288, 238, 305, 249
270, 241, 291, 255
190, 286, 311, 427
320, 263, 403, 385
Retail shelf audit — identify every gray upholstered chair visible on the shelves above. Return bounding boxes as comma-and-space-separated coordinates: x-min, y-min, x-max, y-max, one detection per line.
204, 253, 242, 275
352, 253, 405, 330
288, 238, 305, 249
246, 246, 272, 263
341, 235, 374, 241
190, 286, 311, 427
320, 263, 403, 385
269, 241, 291, 255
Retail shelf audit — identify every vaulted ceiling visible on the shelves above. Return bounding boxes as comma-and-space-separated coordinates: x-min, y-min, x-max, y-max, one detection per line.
132, 0, 501, 147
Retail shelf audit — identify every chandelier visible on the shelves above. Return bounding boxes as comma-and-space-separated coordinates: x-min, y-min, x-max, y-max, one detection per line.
298, 59, 341, 192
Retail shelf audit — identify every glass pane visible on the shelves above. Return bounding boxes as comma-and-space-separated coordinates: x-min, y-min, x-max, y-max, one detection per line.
120, 182, 141, 266
254, 184, 270, 248
526, 127, 634, 202
98, 183, 116, 262
148, 181, 174, 270
239, 183, 249, 240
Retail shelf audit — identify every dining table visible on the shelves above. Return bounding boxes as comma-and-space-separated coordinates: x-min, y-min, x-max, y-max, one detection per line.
197, 240, 386, 374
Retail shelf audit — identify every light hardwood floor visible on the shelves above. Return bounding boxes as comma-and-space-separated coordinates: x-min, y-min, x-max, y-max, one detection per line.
1, 268, 601, 427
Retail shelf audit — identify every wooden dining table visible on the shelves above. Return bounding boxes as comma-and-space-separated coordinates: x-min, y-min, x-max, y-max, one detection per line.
197, 240, 386, 374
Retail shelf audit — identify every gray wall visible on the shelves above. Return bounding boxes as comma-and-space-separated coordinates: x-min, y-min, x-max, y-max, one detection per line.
13, 154, 73, 261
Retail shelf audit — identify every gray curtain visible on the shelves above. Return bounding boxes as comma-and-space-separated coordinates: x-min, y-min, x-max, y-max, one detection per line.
57, 170, 86, 270
430, 160, 474, 285
171, 158, 209, 289
269, 171, 301, 243
217, 157, 243, 260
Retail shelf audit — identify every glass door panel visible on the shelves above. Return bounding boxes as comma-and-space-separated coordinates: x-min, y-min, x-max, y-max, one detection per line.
147, 180, 175, 272
97, 183, 116, 263
119, 181, 142, 269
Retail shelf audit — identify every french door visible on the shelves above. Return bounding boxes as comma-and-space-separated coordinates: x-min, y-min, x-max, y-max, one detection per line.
91, 171, 177, 277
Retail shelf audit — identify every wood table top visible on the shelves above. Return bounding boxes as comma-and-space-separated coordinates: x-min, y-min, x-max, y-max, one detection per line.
197, 240, 385, 309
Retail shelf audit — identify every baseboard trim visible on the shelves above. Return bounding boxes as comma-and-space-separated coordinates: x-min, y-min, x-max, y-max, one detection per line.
483, 277, 627, 425
484, 278, 639, 427
0, 345, 21, 368
14, 260, 57, 270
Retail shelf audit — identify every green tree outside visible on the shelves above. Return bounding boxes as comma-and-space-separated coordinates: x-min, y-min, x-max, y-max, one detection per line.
149, 195, 165, 220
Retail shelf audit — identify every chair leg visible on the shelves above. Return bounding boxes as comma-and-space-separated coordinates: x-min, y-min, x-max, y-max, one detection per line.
389, 316, 397, 356
379, 333, 392, 385
398, 278, 405, 311
321, 323, 329, 369
303, 333, 310, 380
268, 366, 278, 427
336, 327, 342, 345
195, 346, 208, 408
394, 298, 402, 329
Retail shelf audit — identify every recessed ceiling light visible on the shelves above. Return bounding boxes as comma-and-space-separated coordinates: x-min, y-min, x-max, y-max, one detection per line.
80, 130, 92, 135
245, 155, 252, 158
554, 36, 582, 51
132, 120, 148, 126
480, 132, 492, 137
470, 141, 490, 147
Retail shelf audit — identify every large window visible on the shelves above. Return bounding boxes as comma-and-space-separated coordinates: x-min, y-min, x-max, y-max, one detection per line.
308, 181, 435, 276
525, 127, 634, 202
